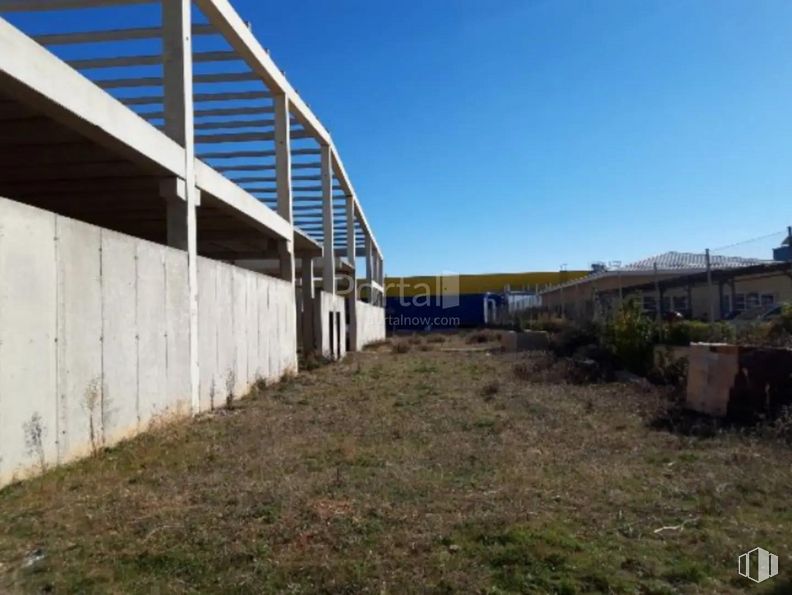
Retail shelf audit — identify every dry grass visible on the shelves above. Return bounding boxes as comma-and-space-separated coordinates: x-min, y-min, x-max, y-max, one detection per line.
391, 341, 411, 354
0, 334, 790, 594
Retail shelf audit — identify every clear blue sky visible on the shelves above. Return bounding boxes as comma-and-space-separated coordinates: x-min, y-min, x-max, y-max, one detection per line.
10, 1, 792, 275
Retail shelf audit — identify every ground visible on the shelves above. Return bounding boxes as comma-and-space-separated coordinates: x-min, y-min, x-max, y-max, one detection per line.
0, 332, 790, 594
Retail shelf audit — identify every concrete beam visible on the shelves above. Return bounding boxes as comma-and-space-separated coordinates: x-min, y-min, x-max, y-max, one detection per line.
194, 161, 291, 240
0, 17, 185, 175
0, 0, 154, 10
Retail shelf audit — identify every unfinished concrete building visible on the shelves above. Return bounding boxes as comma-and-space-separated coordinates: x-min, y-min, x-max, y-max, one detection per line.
0, 0, 386, 487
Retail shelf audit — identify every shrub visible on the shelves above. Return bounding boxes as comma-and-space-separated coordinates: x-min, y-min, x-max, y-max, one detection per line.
736, 322, 772, 346
660, 321, 734, 346
426, 334, 447, 344
603, 299, 656, 375
550, 321, 600, 357
523, 317, 569, 334
766, 303, 792, 347
466, 330, 499, 344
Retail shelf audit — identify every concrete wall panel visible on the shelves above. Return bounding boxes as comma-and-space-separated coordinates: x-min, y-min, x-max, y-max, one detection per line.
257, 274, 271, 382
0, 198, 303, 488
246, 273, 261, 383
100, 229, 139, 446
55, 216, 102, 464
355, 301, 386, 350
215, 263, 235, 406
198, 258, 218, 411
0, 198, 58, 485
165, 250, 190, 416
136, 242, 168, 428
231, 267, 248, 397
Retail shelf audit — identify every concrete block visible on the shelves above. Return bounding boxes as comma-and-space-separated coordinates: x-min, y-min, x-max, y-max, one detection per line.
55, 216, 102, 463
686, 343, 739, 417
0, 198, 58, 485
501, 330, 550, 353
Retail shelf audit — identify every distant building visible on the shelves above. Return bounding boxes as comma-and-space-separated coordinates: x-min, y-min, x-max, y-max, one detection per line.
540, 251, 774, 320
385, 271, 587, 330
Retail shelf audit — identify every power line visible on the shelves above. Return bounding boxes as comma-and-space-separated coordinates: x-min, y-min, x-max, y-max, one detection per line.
711, 229, 786, 253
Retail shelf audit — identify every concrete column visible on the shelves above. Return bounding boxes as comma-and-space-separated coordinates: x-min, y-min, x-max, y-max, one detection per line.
378, 256, 384, 305
346, 195, 357, 350
321, 145, 335, 293
301, 257, 315, 354
162, 0, 199, 415
364, 234, 373, 303
274, 93, 294, 283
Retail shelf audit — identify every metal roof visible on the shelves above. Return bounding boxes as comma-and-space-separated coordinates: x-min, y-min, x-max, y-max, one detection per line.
622, 251, 771, 272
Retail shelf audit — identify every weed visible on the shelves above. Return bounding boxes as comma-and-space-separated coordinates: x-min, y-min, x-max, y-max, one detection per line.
84, 378, 102, 456
23, 413, 46, 472
225, 369, 236, 409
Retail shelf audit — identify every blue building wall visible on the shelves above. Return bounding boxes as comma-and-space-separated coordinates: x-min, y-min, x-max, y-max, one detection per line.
385, 294, 504, 331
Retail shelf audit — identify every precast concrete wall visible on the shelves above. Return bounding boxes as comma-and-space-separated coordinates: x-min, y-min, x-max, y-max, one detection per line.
197, 257, 297, 410
355, 301, 386, 349
318, 291, 346, 359
0, 197, 297, 488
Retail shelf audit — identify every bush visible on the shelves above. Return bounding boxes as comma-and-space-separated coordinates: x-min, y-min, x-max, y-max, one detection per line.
603, 299, 656, 375
523, 317, 569, 334
766, 303, 792, 347
550, 321, 600, 357
660, 321, 734, 346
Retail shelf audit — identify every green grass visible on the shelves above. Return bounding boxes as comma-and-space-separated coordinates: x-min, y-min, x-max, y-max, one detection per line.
0, 334, 790, 593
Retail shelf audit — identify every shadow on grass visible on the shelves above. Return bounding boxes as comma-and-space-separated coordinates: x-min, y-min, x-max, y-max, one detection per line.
647, 405, 727, 439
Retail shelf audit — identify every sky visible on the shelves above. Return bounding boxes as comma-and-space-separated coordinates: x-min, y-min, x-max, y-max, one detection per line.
9, 0, 792, 275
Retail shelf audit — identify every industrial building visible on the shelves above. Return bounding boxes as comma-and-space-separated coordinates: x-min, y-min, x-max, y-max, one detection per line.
385, 272, 586, 330
540, 251, 789, 321
0, 0, 385, 487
